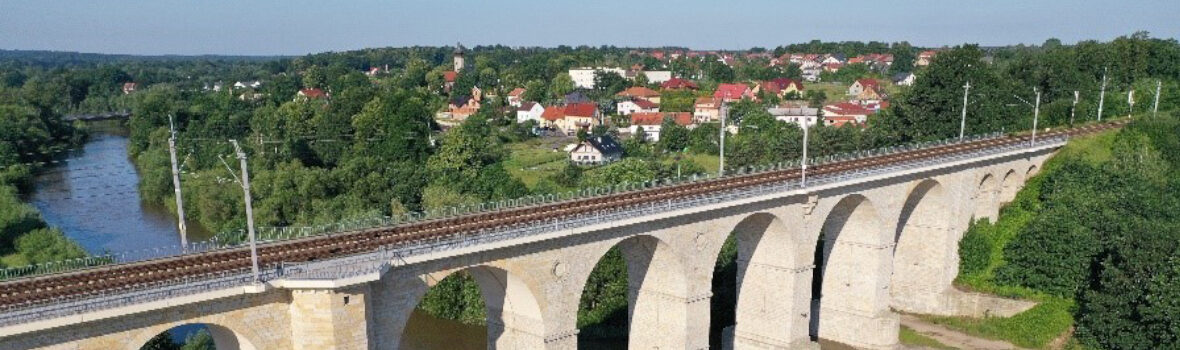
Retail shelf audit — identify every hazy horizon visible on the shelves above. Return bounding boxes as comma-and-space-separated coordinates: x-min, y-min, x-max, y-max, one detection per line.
2, 0, 1178, 56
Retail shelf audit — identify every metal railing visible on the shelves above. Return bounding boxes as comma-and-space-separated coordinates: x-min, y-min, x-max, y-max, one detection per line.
0, 131, 1022, 281
0, 133, 1067, 328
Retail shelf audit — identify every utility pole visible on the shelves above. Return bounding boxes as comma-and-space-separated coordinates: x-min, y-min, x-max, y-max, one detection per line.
167, 115, 188, 249
1097, 67, 1107, 121
718, 93, 729, 177
801, 121, 809, 187
959, 81, 970, 140
1031, 88, 1041, 145
1153, 80, 1162, 118
1070, 91, 1079, 125
229, 140, 261, 283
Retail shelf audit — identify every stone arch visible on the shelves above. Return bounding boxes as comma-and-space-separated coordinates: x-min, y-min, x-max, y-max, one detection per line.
999, 169, 1021, 205
973, 173, 998, 221
134, 323, 259, 350
810, 194, 897, 348
891, 179, 956, 314
716, 212, 812, 348
397, 264, 546, 349
576, 234, 689, 349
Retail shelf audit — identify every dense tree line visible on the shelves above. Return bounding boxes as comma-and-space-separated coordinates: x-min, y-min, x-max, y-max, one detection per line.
3, 32, 1179, 346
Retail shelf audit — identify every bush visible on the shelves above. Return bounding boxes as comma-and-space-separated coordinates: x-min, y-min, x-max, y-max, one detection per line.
957, 218, 994, 277
994, 208, 1100, 297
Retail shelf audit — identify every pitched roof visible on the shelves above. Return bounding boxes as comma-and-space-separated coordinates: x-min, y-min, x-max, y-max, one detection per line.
617, 86, 661, 98
541, 106, 565, 121
694, 97, 719, 106
585, 135, 622, 158
714, 83, 749, 99
660, 78, 698, 90
856, 79, 880, 89
631, 112, 693, 126
823, 102, 873, 116
517, 101, 539, 111
564, 91, 590, 104
443, 71, 458, 82
450, 95, 473, 106
564, 103, 598, 117
508, 87, 526, 97
299, 88, 327, 99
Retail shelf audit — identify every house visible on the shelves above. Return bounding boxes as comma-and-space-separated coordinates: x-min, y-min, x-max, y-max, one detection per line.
660, 78, 699, 90
629, 112, 694, 142
507, 88, 527, 107
714, 83, 751, 102
617, 99, 660, 116
569, 67, 626, 89
543, 103, 600, 135
916, 51, 937, 66
448, 95, 481, 121
822, 102, 874, 127
767, 106, 819, 129
693, 97, 722, 123
121, 82, 138, 95
295, 88, 328, 101
892, 72, 916, 86
515, 102, 545, 124
616, 86, 661, 104
569, 135, 623, 165
848, 79, 880, 96
754, 78, 805, 98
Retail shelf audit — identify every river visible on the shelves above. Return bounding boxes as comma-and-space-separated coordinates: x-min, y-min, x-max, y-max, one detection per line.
29, 123, 211, 255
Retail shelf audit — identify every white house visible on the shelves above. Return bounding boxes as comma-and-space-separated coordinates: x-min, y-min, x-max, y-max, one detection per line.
570, 135, 623, 165
638, 71, 673, 84
768, 107, 820, 129
515, 102, 545, 124
617, 99, 660, 116
569, 67, 626, 89
628, 112, 693, 142
892, 72, 916, 87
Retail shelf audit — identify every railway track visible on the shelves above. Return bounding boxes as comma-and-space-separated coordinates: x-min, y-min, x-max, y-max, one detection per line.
0, 121, 1125, 314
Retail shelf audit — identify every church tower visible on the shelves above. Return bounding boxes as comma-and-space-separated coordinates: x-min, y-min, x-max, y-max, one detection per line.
453, 43, 466, 72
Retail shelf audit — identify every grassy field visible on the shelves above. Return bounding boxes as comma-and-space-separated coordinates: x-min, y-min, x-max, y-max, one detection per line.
899, 325, 957, 350
807, 82, 849, 103
503, 138, 572, 189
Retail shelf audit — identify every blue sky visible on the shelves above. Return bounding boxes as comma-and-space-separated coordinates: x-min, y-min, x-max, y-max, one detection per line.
1, 0, 1177, 55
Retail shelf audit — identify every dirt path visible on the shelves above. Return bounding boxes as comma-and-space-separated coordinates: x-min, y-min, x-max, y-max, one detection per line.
900, 314, 1025, 350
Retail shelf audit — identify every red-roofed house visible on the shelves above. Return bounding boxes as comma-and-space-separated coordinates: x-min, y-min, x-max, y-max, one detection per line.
617, 98, 660, 116
616, 86, 662, 104
849, 79, 880, 96
823, 102, 874, 127
122, 82, 138, 95
754, 78, 805, 98
714, 83, 751, 102
629, 112, 694, 142
295, 88, 328, 101
543, 103, 600, 135
507, 87, 527, 107
660, 78, 699, 90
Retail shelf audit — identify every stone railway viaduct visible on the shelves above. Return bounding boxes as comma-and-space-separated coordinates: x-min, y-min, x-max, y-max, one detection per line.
2, 139, 1057, 350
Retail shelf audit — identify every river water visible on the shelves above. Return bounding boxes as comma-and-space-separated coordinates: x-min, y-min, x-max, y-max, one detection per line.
29, 124, 210, 255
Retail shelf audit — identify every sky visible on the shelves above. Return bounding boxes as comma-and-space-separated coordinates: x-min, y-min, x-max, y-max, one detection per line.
1, 0, 1178, 56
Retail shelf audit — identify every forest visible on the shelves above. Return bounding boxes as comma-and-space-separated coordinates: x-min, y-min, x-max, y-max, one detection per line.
1, 32, 1178, 348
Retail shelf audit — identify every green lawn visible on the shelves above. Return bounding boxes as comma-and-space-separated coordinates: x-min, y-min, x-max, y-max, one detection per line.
900, 325, 957, 350
806, 82, 849, 103
503, 139, 571, 189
